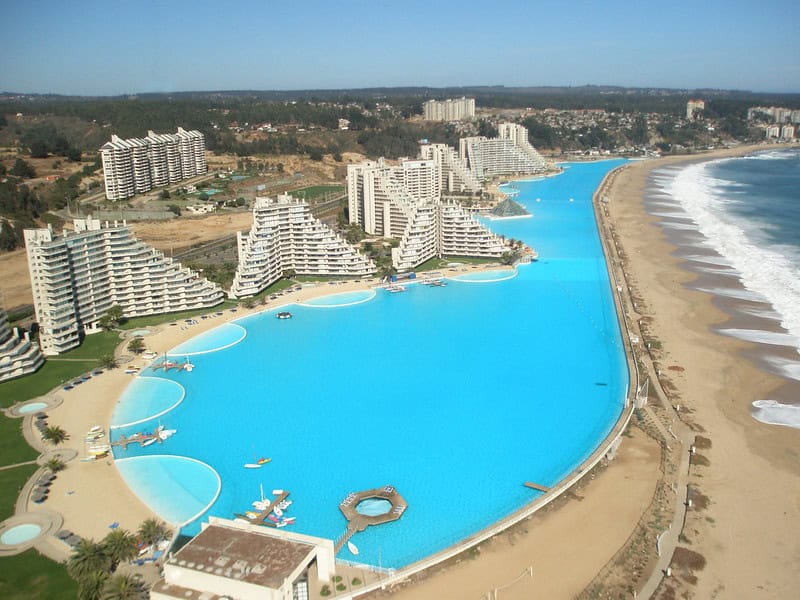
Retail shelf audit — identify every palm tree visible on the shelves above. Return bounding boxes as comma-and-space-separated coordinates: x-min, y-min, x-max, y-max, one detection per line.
127, 338, 145, 354
45, 457, 66, 472
99, 354, 118, 370
68, 538, 111, 581
137, 518, 169, 547
78, 569, 109, 600
102, 573, 146, 600
102, 529, 138, 572
42, 425, 68, 445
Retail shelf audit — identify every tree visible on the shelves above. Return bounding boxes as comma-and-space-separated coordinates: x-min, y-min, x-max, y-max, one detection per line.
102, 529, 138, 572
78, 570, 109, 600
30, 140, 50, 158
45, 457, 66, 472
198, 192, 209, 202
137, 518, 169, 547
67, 538, 111, 581
102, 573, 146, 600
0, 219, 19, 251
98, 305, 124, 330
42, 425, 68, 445
67, 147, 82, 162
127, 338, 145, 354
160, 189, 170, 200
99, 354, 118, 369
10, 158, 36, 179
282, 269, 296, 280
167, 204, 181, 216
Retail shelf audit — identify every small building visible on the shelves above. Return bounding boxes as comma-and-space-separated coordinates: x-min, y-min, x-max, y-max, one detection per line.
150, 517, 335, 600
338, 118, 350, 130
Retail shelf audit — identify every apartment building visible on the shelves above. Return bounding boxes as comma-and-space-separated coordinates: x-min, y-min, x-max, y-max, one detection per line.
422, 97, 476, 121
347, 159, 507, 271
229, 194, 375, 298
419, 143, 482, 194
0, 308, 44, 382
100, 127, 207, 201
460, 123, 548, 180
24, 218, 224, 355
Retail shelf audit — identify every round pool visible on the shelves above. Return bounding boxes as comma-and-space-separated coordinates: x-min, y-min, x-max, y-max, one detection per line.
1, 524, 42, 545
17, 402, 48, 414
356, 498, 393, 517
129, 329, 151, 337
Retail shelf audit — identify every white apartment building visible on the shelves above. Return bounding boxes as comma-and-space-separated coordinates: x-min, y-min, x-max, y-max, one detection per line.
229, 194, 375, 298
780, 124, 795, 139
423, 97, 476, 121
25, 218, 224, 355
0, 308, 44, 382
100, 127, 207, 201
419, 143, 482, 194
348, 159, 507, 271
686, 99, 705, 120
460, 123, 548, 180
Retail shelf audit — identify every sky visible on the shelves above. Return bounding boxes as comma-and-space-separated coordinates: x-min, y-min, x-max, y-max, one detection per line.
1, 0, 798, 96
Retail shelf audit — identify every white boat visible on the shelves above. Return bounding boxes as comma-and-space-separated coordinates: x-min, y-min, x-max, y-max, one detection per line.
88, 425, 103, 433
273, 506, 283, 517
158, 428, 176, 441
252, 500, 270, 511
272, 489, 284, 495
142, 437, 157, 447
347, 541, 359, 555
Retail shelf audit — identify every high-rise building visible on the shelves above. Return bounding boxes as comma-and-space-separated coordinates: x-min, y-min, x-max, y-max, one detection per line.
100, 127, 207, 201
25, 218, 223, 355
229, 195, 376, 298
423, 97, 476, 121
0, 308, 44, 382
686, 99, 705, 120
460, 123, 548, 180
347, 160, 508, 271
419, 143, 482, 194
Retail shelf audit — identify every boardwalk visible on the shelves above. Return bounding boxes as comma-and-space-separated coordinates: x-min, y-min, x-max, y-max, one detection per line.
335, 485, 407, 554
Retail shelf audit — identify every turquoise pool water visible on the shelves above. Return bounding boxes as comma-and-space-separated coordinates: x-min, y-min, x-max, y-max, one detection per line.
110, 377, 185, 428
168, 322, 247, 355
112, 159, 628, 568
450, 269, 518, 283
0, 524, 41, 545
17, 402, 47, 414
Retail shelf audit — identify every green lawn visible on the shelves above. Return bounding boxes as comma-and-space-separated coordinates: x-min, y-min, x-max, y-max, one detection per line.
118, 301, 237, 330
53, 330, 121, 360
0, 464, 37, 519
0, 419, 38, 467
290, 185, 344, 201
0, 550, 78, 600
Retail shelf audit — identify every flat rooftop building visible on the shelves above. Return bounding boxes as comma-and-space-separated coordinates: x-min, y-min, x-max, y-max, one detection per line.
150, 517, 334, 600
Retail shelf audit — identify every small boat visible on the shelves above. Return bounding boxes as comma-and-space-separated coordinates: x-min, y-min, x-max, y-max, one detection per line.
386, 284, 406, 293
282, 516, 296, 524
244, 456, 271, 469
276, 311, 292, 320
142, 437, 158, 447
348, 541, 359, 555
273, 506, 283, 517
245, 511, 260, 519
157, 428, 176, 441
272, 489, 284, 495
252, 500, 270, 511
267, 514, 280, 523
89, 425, 103, 433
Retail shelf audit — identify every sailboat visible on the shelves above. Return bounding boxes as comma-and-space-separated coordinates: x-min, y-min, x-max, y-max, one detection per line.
244, 449, 271, 469
252, 483, 270, 511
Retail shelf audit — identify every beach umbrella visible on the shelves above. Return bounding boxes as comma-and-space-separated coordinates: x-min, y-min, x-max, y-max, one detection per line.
33, 486, 49, 494
35, 413, 48, 420
35, 479, 51, 487
56, 530, 72, 540
32, 494, 47, 503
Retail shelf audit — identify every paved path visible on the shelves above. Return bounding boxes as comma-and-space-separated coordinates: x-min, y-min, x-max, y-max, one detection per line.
0, 460, 38, 471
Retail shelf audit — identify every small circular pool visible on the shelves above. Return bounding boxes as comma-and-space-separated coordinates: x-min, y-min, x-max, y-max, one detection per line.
17, 402, 47, 414
129, 329, 151, 337
355, 498, 393, 517
1, 524, 42, 545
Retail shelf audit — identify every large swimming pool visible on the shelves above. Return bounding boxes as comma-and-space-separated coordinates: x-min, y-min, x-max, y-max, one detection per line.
111, 159, 628, 569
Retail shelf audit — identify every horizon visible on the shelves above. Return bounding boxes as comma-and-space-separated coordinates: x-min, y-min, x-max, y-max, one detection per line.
1, 0, 798, 97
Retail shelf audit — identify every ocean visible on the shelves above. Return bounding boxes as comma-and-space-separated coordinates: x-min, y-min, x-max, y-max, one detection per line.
647, 147, 800, 429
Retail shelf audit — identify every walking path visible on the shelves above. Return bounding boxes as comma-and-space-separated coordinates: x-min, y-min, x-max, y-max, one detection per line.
0, 460, 38, 471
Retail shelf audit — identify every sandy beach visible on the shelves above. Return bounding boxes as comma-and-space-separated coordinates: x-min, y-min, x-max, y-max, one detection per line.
15, 144, 800, 598
601, 143, 800, 598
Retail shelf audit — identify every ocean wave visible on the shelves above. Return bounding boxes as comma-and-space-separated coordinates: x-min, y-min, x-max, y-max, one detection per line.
761, 356, 800, 381
679, 254, 733, 267
751, 400, 800, 429
667, 162, 800, 353
716, 328, 800, 348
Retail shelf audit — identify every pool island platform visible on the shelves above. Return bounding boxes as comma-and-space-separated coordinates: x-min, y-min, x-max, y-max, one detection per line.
336, 485, 407, 554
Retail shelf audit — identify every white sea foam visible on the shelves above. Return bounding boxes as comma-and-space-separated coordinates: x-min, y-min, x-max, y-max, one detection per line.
751, 400, 800, 429
716, 328, 800, 348
667, 162, 800, 355
679, 254, 734, 267
693, 286, 766, 303
761, 356, 800, 382
659, 221, 700, 231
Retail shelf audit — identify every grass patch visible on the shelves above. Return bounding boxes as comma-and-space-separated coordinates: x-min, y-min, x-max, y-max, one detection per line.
0, 418, 38, 467
0, 360, 98, 407
118, 301, 235, 330
53, 330, 121, 360
0, 464, 37, 519
290, 185, 344, 201
0, 549, 78, 600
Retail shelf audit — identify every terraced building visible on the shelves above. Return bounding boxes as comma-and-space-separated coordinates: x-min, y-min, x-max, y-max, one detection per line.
24, 218, 224, 355
229, 194, 376, 298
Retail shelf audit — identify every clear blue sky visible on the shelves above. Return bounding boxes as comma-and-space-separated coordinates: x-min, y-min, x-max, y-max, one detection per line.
1, 0, 798, 96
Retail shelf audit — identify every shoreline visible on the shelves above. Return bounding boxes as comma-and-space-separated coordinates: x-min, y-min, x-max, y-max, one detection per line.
603, 142, 800, 598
